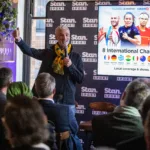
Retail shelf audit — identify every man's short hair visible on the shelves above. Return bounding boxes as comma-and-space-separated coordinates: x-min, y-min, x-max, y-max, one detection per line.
0, 67, 12, 89
35, 73, 56, 98
139, 12, 149, 18
124, 80, 150, 110
141, 95, 150, 124
55, 25, 70, 36
4, 95, 49, 146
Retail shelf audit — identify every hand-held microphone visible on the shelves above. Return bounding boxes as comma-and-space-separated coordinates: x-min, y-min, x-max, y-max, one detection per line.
64, 44, 68, 57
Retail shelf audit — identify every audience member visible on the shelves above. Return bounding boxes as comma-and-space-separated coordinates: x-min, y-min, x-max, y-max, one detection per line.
35, 72, 83, 150
2, 95, 50, 150
117, 94, 150, 150
92, 79, 150, 148
0, 67, 12, 117
6, 81, 33, 100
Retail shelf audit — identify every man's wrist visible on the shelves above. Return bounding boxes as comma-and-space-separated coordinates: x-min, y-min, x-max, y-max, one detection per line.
15, 37, 21, 42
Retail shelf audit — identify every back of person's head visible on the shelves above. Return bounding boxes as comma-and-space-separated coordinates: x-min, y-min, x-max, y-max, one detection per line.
144, 110, 150, 150
0, 67, 12, 89
35, 73, 56, 98
2, 95, 49, 147
134, 77, 150, 88
121, 80, 150, 110
141, 95, 150, 124
7, 82, 33, 100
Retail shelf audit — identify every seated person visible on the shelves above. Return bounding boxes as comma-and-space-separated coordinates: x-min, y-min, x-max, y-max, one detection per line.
35, 72, 83, 150
6, 81, 33, 99
92, 79, 150, 148
117, 93, 150, 150
1, 95, 50, 150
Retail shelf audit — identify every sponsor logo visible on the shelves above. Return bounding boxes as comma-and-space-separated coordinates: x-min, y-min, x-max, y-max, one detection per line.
82, 18, 98, 28
46, 18, 54, 28
104, 88, 121, 99
117, 77, 133, 81
76, 105, 86, 114
71, 34, 87, 45
119, 0, 135, 5
81, 86, 98, 97
147, 56, 150, 62
72, 2, 88, 11
60, 18, 76, 28
111, 55, 117, 61
92, 111, 107, 115
82, 52, 97, 63
140, 56, 146, 62
126, 55, 131, 61
49, 2, 66, 11
93, 70, 109, 80
118, 55, 124, 61
94, 35, 97, 45
49, 34, 57, 45
95, 1, 111, 10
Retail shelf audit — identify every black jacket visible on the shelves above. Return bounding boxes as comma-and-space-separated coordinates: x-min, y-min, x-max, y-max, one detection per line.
16, 40, 84, 105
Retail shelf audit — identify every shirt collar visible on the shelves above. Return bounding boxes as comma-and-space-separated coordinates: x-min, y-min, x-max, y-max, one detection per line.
38, 98, 54, 103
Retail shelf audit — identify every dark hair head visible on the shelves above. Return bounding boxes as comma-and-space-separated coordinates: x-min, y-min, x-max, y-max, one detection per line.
124, 12, 135, 25
141, 95, 150, 124
35, 73, 56, 98
0, 67, 12, 89
4, 95, 49, 147
7, 82, 33, 100
124, 80, 150, 110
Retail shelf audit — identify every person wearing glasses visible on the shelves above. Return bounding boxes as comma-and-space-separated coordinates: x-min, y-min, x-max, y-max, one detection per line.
137, 12, 150, 47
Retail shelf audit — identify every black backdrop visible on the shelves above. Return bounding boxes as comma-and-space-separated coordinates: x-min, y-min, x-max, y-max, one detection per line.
46, 0, 149, 149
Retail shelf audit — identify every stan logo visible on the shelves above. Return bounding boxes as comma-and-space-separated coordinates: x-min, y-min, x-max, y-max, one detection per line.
82, 52, 97, 58
119, 0, 135, 5
50, 2, 65, 7
83, 18, 97, 23
72, 2, 88, 6
46, 19, 54, 27
81, 87, 98, 97
49, 34, 55, 40
60, 18, 76, 23
104, 88, 121, 99
93, 70, 109, 80
71, 35, 87, 40
94, 35, 97, 45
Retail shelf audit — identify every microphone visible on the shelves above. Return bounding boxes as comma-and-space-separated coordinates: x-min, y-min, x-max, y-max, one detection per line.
64, 44, 68, 57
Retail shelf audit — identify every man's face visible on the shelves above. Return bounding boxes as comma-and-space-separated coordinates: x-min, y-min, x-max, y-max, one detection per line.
139, 14, 149, 27
111, 16, 119, 27
56, 29, 70, 49
124, 14, 133, 27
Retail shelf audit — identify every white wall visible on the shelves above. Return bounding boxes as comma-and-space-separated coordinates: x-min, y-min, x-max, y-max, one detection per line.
16, 0, 25, 81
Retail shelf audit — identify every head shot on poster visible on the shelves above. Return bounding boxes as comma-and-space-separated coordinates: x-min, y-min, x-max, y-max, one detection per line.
98, 5, 150, 77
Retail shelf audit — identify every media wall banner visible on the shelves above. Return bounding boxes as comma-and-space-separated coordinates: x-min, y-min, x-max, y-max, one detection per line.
98, 5, 150, 77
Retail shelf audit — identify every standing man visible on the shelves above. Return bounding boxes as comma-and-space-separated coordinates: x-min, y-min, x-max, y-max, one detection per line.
137, 12, 150, 47
12, 25, 84, 110
98, 13, 120, 47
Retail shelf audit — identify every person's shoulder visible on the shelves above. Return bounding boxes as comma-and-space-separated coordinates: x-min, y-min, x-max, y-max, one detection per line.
119, 26, 124, 30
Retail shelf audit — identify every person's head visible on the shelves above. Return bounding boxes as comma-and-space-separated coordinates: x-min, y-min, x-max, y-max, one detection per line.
120, 80, 150, 110
7, 82, 33, 100
0, 67, 12, 90
139, 12, 149, 27
124, 12, 135, 27
144, 110, 150, 150
35, 73, 56, 98
110, 14, 120, 27
2, 95, 49, 147
55, 25, 70, 49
